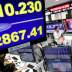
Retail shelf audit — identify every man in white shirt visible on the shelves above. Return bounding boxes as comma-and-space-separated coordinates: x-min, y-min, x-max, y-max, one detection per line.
53, 26, 62, 45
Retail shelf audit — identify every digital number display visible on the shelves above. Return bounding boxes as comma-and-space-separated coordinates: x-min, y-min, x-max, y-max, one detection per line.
0, 1, 42, 17
0, 0, 46, 49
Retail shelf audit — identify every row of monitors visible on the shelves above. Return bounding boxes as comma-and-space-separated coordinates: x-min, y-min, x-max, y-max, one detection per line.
11, 46, 34, 62
42, 46, 71, 60
43, 46, 71, 55
46, 19, 72, 33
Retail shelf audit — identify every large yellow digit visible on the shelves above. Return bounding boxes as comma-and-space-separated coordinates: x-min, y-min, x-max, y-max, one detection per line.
4, 3, 14, 16
2, 34, 11, 45
19, 30, 26, 40
27, 1, 34, 13
30, 27, 37, 37
37, 26, 42, 35
0, 4, 4, 17
11, 32, 19, 42
18, 2, 27, 14
35, 1, 42, 12
0, 37, 3, 46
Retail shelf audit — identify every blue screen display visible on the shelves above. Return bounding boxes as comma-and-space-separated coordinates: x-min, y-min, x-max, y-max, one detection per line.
46, 22, 64, 33
0, 0, 46, 49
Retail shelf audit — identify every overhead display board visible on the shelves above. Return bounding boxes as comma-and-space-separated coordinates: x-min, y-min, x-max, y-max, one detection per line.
46, 21, 64, 33
45, 0, 70, 8
48, 3, 70, 12
0, 0, 46, 49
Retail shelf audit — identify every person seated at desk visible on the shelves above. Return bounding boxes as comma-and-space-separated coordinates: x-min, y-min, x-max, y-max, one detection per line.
53, 26, 64, 45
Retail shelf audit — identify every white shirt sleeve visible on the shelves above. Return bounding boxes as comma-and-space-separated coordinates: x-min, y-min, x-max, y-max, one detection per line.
53, 31, 62, 39
53, 31, 58, 39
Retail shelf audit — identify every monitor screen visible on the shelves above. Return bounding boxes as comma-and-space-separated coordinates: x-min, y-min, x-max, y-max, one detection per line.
0, 0, 46, 50
46, 21, 64, 33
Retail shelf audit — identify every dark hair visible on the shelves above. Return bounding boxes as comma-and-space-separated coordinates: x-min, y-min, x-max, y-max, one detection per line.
54, 26, 58, 30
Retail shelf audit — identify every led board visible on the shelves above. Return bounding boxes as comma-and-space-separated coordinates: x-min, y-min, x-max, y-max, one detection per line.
46, 21, 64, 33
45, 0, 70, 8
0, 0, 46, 49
